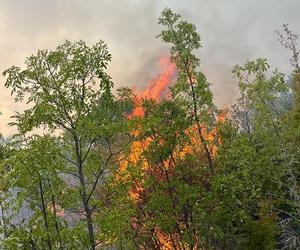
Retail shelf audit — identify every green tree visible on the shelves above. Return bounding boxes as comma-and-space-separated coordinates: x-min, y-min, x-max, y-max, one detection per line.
3, 40, 130, 249
2, 135, 67, 249
212, 58, 290, 249
276, 23, 300, 249
99, 9, 220, 249
0, 134, 9, 242
158, 8, 215, 174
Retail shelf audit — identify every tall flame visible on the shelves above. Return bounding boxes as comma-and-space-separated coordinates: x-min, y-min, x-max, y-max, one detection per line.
117, 55, 226, 249
129, 56, 177, 117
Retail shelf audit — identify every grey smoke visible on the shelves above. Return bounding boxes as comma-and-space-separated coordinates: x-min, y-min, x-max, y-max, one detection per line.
0, 0, 299, 135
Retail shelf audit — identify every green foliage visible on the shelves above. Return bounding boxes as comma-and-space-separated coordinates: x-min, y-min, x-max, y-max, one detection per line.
158, 8, 213, 119
2, 40, 132, 249
242, 200, 279, 250
1, 135, 68, 249
3, 40, 112, 134
1, 7, 300, 250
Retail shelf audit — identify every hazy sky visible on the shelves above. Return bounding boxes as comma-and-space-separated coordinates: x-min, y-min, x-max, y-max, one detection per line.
0, 0, 299, 135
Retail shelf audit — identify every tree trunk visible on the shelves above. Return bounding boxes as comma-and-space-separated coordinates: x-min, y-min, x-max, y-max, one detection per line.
185, 62, 215, 175
74, 135, 96, 250
51, 194, 63, 250
0, 199, 7, 239
39, 179, 52, 250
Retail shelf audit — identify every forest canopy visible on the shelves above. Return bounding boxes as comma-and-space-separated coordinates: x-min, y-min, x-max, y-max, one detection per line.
0, 8, 300, 250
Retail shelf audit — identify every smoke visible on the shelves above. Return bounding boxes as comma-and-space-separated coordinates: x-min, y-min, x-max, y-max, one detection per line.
0, 0, 299, 135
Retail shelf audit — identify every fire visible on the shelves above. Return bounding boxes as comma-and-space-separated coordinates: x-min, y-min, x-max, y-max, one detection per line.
129, 56, 177, 117
141, 56, 177, 101
117, 55, 226, 249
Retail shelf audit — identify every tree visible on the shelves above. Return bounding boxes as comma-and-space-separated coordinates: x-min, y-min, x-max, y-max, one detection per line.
0, 135, 9, 243
2, 8, 299, 250
3, 40, 130, 249
212, 58, 291, 249
276, 24, 300, 249
158, 8, 215, 175
2, 135, 67, 249
99, 8, 221, 249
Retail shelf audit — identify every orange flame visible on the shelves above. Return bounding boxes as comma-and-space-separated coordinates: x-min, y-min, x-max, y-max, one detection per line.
117, 56, 227, 249
129, 56, 177, 117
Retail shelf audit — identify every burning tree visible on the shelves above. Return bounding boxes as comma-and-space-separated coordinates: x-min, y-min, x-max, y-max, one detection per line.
1, 7, 299, 250
97, 8, 224, 249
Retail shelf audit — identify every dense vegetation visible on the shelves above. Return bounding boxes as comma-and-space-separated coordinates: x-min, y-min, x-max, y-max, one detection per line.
0, 8, 299, 250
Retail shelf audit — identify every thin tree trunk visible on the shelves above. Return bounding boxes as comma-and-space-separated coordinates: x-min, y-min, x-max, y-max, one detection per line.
39, 179, 52, 250
169, 25, 215, 175
0, 199, 7, 239
185, 62, 215, 175
51, 194, 63, 249
74, 135, 96, 250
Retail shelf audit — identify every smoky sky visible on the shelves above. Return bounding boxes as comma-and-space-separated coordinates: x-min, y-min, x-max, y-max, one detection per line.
0, 0, 299, 135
